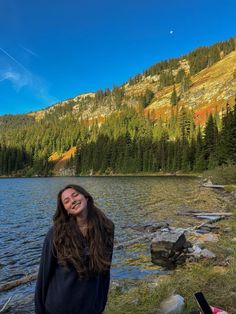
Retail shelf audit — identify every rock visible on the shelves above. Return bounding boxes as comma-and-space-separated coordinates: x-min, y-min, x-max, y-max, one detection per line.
183, 241, 192, 253
196, 215, 222, 222
158, 294, 185, 314
175, 253, 188, 265
183, 241, 192, 249
129, 222, 169, 233
196, 233, 219, 242
200, 249, 216, 259
152, 230, 186, 252
194, 242, 204, 249
187, 247, 194, 253
203, 224, 220, 230
191, 246, 216, 259
151, 230, 187, 268
192, 244, 202, 255
186, 255, 197, 263
56, 167, 75, 176
196, 224, 220, 233
195, 229, 209, 234
223, 227, 232, 233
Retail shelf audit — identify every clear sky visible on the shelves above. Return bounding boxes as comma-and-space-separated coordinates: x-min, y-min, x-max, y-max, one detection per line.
0, 0, 236, 115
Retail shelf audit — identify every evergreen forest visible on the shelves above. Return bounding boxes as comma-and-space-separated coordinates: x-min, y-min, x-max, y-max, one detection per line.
0, 101, 236, 176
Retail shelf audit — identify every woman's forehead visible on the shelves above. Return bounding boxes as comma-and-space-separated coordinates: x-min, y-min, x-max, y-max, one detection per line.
61, 188, 77, 198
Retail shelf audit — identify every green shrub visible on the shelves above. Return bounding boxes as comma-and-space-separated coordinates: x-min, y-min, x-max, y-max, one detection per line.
203, 164, 236, 184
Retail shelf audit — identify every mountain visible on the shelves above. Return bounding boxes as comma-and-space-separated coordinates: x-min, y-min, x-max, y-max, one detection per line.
0, 36, 236, 176
27, 37, 236, 126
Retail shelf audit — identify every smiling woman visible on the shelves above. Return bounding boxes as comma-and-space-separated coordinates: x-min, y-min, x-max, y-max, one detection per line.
61, 188, 89, 221
35, 184, 114, 314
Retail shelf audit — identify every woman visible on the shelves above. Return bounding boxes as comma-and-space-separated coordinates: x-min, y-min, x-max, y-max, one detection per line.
35, 184, 114, 314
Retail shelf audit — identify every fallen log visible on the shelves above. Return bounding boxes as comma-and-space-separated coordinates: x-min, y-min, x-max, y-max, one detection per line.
202, 183, 224, 189
0, 273, 37, 292
178, 211, 232, 217
192, 212, 232, 217
193, 221, 208, 230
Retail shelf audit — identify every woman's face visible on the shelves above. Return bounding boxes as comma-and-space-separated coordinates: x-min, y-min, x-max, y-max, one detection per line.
61, 188, 88, 217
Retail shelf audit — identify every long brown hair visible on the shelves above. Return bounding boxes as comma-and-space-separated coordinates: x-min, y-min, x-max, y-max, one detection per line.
53, 184, 114, 278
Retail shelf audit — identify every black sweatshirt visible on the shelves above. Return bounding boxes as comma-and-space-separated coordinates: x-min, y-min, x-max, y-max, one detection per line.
35, 227, 113, 314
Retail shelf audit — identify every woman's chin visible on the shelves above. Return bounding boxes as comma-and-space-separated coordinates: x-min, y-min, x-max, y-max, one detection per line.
72, 207, 87, 217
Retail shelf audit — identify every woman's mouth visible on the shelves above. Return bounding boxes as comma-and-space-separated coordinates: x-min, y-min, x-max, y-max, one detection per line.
72, 202, 81, 209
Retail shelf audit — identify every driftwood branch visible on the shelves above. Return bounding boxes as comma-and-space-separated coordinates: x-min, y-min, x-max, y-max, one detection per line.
178, 211, 232, 217
0, 297, 12, 313
193, 221, 209, 230
0, 273, 37, 293
192, 212, 232, 217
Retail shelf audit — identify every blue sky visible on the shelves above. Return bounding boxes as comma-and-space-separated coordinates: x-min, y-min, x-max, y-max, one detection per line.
0, 0, 236, 115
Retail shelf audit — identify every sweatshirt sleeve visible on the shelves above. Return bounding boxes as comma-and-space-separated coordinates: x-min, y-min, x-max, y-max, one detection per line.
35, 227, 55, 314
101, 222, 115, 311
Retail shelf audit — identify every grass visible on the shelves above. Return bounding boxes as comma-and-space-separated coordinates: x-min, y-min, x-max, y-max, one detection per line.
106, 260, 236, 313
224, 185, 236, 193
203, 164, 236, 185
105, 201, 236, 314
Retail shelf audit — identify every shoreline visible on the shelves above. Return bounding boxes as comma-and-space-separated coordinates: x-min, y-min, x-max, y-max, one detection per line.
0, 172, 202, 179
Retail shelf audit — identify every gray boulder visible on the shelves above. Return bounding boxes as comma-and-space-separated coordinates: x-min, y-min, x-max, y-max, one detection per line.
151, 230, 187, 269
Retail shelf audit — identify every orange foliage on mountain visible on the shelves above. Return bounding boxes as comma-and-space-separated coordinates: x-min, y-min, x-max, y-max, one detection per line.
144, 51, 236, 125
50, 147, 76, 173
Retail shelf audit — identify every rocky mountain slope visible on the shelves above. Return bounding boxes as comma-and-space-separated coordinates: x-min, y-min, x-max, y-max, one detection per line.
29, 50, 236, 127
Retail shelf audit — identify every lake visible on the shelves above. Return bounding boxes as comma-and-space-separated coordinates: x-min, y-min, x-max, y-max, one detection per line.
0, 176, 221, 311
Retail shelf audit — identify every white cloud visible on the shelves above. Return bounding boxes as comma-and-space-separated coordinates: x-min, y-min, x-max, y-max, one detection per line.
0, 69, 31, 90
170, 30, 174, 35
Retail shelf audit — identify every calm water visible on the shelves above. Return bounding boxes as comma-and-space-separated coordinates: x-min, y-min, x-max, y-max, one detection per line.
0, 176, 206, 309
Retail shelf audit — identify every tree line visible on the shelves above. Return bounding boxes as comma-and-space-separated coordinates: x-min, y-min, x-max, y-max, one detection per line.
0, 101, 235, 176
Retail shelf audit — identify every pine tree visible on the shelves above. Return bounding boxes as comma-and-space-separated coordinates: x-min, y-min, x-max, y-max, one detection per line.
218, 103, 236, 164
181, 74, 192, 94
171, 86, 178, 106
204, 114, 218, 168
194, 128, 205, 171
